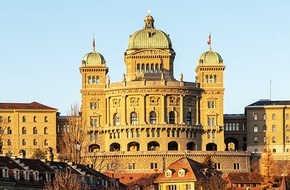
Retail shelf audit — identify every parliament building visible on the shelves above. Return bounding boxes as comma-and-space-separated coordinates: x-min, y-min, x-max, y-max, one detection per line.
79, 13, 250, 175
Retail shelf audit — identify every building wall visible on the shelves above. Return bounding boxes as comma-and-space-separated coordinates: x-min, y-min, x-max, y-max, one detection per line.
224, 114, 247, 151
84, 151, 251, 176
0, 108, 57, 158
246, 104, 290, 154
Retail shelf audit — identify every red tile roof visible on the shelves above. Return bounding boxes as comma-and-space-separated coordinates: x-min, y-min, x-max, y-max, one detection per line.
104, 172, 159, 188
154, 156, 208, 183
0, 101, 56, 110
227, 172, 264, 184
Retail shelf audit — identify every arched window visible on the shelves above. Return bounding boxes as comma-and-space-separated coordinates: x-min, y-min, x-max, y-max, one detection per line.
22, 116, 26, 122
155, 64, 159, 73
273, 148, 276, 153
254, 125, 258, 132
33, 139, 37, 146
263, 125, 267, 132
186, 112, 192, 125
7, 127, 12, 134
169, 111, 175, 124
213, 75, 217, 83
44, 116, 48, 122
8, 116, 11, 122
272, 125, 276, 132
254, 137, 258, 143
22, 127, 26, 134
44, 139, 48, 146
205, 75, 209, 83
8, 139, 12, 146
44, 127, 48, 134
130, 112, 138, 125
33, 127, 37, 134
88, 76, 92, 84
263, 114, 267, 120
137, 64, 140, 73
272, 136, 276, 143
22, 139, 26, 146
286, 136, 290, 143
33, 116, 37, 122
141, 64, 145, 72
146, 64, 149, 73
272, 114, 276, 120
160, 63, 163, 72
150, 63, 154, 73
149, 111, 157, 124
254, 114, 258, 120
113, 113, 120, 126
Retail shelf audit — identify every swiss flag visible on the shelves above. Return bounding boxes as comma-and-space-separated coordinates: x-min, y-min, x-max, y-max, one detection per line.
207, 34, 211, 45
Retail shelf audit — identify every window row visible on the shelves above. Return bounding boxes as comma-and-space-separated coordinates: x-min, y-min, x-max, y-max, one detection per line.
0, 116, 49, 123
20, 127, 49, 134
89, 131, 99, 141
112, 111, 193, 126
7, 139, 49, 146
21, 116, 49, 123
253, 113, 290, 120
87, 76, 100, 84
252, 124, 290, 133
136, 63, 163, 73
205, 74, 217, 83
108, 130, 196, 139
106, 141, 197, 152
225, 123, 240, 131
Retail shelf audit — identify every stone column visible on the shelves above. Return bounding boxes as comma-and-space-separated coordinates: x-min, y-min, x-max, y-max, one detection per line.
122, 95, 127, 125
162, 94, 166, 124
180, 95, 184, 124
106, 97, 110, 126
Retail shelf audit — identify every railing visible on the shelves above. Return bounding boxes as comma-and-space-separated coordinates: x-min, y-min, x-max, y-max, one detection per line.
108, 80, 198, 89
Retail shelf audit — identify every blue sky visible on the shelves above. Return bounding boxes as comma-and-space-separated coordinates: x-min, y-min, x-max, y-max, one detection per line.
1, 1, 290, 115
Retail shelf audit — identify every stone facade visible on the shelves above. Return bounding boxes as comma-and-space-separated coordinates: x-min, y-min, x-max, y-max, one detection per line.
78, 12, 250, 175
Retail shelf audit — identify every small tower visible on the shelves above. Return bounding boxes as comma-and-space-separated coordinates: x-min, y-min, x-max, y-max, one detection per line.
79, 40, 108, 131
195, 48, 226, 151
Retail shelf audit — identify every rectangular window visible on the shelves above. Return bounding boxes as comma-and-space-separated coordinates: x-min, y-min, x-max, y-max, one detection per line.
90, 118, 98, 127
150, 163, 157, 169
128, 163, 135, 170
234, 163, 240, 170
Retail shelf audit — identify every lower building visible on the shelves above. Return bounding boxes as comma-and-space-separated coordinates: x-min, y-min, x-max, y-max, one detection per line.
246, 99, 290, 154
0, 102, 57, 158
224, 114, 247, 151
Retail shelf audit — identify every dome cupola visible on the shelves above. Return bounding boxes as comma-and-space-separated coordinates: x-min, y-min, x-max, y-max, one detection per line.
199, 49, 223, 66
82, 40, 106, 67
127, 12, 172, 50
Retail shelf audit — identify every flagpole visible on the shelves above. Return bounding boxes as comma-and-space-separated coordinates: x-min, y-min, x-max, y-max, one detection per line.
92, 33, 95, 52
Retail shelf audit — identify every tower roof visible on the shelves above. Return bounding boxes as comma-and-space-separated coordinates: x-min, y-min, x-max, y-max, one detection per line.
82, 50, 106, 67
127, 12, 172, 49
199, 49, 223, 66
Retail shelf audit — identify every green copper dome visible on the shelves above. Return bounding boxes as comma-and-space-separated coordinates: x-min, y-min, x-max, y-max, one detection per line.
82, 50, 106, 66
127, 13, 172, 49
199, 49, 223, 65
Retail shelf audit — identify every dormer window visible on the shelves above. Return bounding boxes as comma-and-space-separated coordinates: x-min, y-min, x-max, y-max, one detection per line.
178, 169, 186, 177
24, 170, 30, 180
33, 171, 39, 181
165, 169, 172, 177
2, 167, 8, 178
14, 169, 20, 180
46, 172, 51, 182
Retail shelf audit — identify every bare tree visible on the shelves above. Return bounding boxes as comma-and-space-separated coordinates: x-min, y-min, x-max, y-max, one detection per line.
196, 173, 227, 190
58, 104, 87, 164
0, 116, 9, 154
44, 169, 89, 190
202, 155, 215, 169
